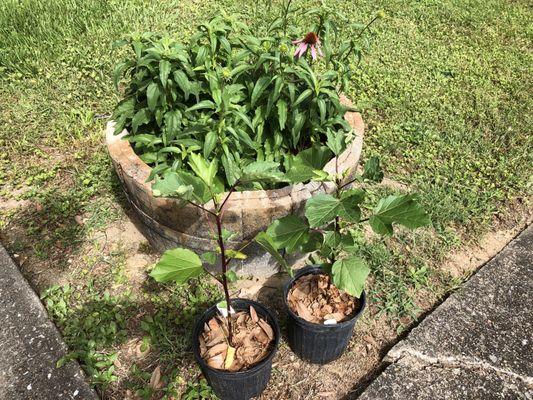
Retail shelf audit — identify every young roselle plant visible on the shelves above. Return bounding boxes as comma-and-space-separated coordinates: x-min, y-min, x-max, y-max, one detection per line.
148, 155, 286, 343
256, 150, 431, 299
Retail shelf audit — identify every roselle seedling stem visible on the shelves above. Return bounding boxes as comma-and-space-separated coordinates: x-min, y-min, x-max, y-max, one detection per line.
215, 212, 234, 345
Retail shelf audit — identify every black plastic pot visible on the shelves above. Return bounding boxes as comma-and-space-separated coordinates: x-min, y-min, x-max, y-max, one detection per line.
284, 265, 366, 364
192, 298, 280, 400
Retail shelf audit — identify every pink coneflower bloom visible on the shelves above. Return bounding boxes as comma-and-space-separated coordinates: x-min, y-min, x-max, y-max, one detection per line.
292, 32, 323, 60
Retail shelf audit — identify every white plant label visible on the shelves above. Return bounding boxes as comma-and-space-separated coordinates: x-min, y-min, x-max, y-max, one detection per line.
216, 301, 235, 318
324, 319, 337, 325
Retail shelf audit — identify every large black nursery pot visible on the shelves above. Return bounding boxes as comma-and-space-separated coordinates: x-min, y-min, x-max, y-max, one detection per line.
284, 265, 366, 364
192, 298, 280, 400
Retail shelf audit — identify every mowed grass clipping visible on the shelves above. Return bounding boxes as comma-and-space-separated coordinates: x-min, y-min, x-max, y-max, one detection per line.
0, 0, 531, 396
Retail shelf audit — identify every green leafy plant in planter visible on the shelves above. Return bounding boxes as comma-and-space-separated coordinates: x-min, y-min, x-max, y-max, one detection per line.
111, 5, 381, 190
255, 148, 431, 363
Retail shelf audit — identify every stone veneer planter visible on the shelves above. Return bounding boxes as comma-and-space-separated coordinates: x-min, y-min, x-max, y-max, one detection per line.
106, 96, 364, 277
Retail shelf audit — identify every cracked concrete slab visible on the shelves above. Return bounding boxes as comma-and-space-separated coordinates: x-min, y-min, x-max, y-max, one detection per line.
358, 225, 533, 399
359, 354, 531, 400
0, 244, 98, 400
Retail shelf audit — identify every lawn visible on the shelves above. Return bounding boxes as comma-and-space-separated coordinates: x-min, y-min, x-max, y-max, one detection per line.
0, 0, 531, 399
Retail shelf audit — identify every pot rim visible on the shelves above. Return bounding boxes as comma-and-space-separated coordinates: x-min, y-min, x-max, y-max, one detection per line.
283, 265, 366, 329
192, 298, 280, 377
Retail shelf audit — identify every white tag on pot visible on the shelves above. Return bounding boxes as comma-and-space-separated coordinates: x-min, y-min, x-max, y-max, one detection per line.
324, 319, 337, 325
216, 301, 235, 318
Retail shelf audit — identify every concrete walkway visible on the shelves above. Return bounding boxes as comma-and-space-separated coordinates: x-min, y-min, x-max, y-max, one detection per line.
358, 225, 532, 399
0, 244, 98, 400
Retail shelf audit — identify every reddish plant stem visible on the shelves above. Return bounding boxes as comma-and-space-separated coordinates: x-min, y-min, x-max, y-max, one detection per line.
215, 212, 233, 345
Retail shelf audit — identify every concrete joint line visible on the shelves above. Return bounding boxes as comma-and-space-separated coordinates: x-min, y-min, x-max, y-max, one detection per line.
387, 347, 533, 387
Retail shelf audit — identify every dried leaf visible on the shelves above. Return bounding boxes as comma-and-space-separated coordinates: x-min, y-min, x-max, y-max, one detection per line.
224, 346, 236, 369
250, 305, 259, 323
149, 366, 162, 389
257, 319, 274, 340
206, 342, 228, 358
207, 353, 224, 369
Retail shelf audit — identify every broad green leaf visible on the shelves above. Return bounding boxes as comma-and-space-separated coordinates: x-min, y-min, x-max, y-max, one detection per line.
318, 98, 326, 124
340, 188, 365, 202
177, 171, 211, 203
285, 145, 333, 184
369, 215, 392, 235
173, 70, 190, 100
240, 161, 286, 183
159, 60, 171, 87
164, 110, 181, 137
326, 129, 345, 156
322, 231, 355, 258
221, 153, 240, 187
150, 248, 204, 283
230, 63, 253, 78
201, 251, 216, 265
146, 82, 160, 111
305, 193, 362, 227
293, 88, 313, 107
254, 232, 293, 276
151, 170, 210, 203
277, 99, 287, 130
113, 61, 130, 90
337, 194, 362, 223
113, 98, 135, 119
251, 76, 272, 107
291, 111, 306, 145
305, 194, 339, 227
186, 100, 215, 112
195, 46, 208, 64
151, 172, 193, 199
266, 215, 310, 254
298, 145, 333, 170
131, 108, 151, 133
225, 270, 238, 282
299, 231, 323, 253
369, 194, 431, 236
362, 156, 384, 183
332, 255, 369, 297
232, 110, 254, 131
203, 131, 217, 159
188, 153, 217, 187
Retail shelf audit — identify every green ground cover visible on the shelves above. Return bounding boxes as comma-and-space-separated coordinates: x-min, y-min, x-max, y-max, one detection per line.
0, 0, 531, 398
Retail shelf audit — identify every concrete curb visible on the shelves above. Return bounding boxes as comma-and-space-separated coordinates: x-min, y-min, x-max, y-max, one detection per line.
358, 225, 533, 399
0, 244, 99, 400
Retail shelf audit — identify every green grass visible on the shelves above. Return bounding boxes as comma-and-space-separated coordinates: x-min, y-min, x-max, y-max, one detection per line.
1, 0, 531, 398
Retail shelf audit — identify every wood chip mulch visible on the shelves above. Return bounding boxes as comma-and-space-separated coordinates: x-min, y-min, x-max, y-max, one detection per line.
287, 273, 359, 324
199, 306, 275, 372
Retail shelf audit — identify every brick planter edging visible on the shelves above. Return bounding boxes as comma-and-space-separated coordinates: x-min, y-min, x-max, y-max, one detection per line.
106, 96, 364, 276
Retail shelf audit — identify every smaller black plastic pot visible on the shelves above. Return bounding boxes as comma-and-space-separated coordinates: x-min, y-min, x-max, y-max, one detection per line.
192, 298, 280, 400
284, 265, 366, 364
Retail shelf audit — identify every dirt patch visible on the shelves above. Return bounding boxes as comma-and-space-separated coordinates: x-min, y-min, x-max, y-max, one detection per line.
443, 204, 532, 278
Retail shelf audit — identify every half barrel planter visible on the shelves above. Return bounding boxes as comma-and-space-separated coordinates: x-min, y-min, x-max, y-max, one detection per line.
106, 96, 364, 277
